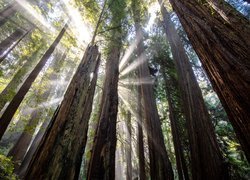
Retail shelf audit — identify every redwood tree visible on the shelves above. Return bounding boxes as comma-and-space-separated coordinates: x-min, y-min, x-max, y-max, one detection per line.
131, 0, 174, 179
169, 0, 250, 161
24, 45, 101, 179
158, 2, 228, 179
0, 23, 68, 139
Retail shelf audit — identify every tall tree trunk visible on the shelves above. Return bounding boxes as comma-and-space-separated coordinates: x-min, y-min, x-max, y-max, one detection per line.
0, 27, 33, 63
7, 51, 67, 170
137, 80, 146, 180
0, 29, 24, 61
158, 2, 228, 179
17, 67, 74, 178
87, 41, 121, 180
126, 111, 132, 180
162, 68, 189, 180
0, 2, 17, 27
131, 1, 174, 179
0, 46, 43, 113
24, 45, 100, 180
169, 0, 250, 161
0, 23, 68, 140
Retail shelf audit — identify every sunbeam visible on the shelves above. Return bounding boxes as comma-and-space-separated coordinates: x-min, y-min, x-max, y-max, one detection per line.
15, 0, 56, 32
119, 53, 147, 77
120, 77, 155, 86
119, 32, 143, 72
62, 0, 92, 46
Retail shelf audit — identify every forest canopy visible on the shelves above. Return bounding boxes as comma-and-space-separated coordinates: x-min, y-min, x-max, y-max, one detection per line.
0, 0, 249, 179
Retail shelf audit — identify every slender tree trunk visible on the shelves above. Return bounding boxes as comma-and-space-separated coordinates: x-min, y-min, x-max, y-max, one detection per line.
24, 45, 100, 180
0, 27, 33, 63
0, 23, 68, 140
169, 0, 250, 161
0, 46, 43, 113
0, 2, 17, 27
158, 2, 228, 179
162, 68, 189, 180
17, 66, 74, 178
131, 1, 174, 179
137, 81, 146, 180
126, 111, 132, 180
7, 51, 67, 170
87, 41, 121, 180
0, 29, 24, 60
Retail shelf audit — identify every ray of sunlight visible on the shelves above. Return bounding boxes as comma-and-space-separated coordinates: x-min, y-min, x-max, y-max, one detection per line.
15, 0, 56, 32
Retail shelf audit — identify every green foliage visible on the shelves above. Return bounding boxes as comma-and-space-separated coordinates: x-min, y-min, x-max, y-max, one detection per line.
0, 154, 17, 180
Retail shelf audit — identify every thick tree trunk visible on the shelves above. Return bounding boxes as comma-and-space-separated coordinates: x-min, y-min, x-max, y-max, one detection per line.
159, 2, 228, 179
126, 111, 132, 180
137, 81, 146, 180
0, 2, 17, 27
162, 69, 189, 180
0, 23, 68, 140
0, 27, 32, 63
7, 51, 67, 170
87, 42, 121, 180
24, 45, 100, 180
169, 0, 250, 161
17, 67, 74, 178
131, 1, 174, 179
0, 46, 42, 113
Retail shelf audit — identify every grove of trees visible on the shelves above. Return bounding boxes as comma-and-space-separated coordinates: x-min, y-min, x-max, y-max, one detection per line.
0, 0, 249, 179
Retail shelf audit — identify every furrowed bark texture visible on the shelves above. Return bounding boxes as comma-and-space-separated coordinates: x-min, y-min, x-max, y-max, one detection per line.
159, 2, 228, 179
169, 0, 250, 161
162, 68, 189, 180
87, 43, 121, 180
0, 24, 67, 140
25, 45, 100, 180
132, 1, 174, 179
137, 87, 146, 180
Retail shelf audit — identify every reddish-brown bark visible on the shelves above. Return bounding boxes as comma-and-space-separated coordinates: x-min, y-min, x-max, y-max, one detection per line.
25, 45, 100, 179
169, 0, 250, 161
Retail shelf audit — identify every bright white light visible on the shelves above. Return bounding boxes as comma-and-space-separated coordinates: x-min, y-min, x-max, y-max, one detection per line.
119, 32, 142, 72
62, 0, 92, 45
146, 2, 160, 31
15, 0, 56, 32
119, 53, 147, 77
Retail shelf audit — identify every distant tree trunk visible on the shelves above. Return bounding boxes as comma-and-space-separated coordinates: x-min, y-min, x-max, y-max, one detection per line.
17, 67, 74, 178
132, 0, 174, 180
162, 68, 189, 180
158, 2, 228, 179
0, 2, 17, 27
7, 51, 67, 170
17, 111, 51, 178
0, 46, 43, 113
0, 28, 24, 61
0, 27, 33, 63
137, 80, 146, 180
87, 41, 121, 180
132, 1, 174, 179
24, 45, 100, 180
0, 23, 68, 140
126, 111, 132, 180
169, 0, 250, 161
